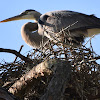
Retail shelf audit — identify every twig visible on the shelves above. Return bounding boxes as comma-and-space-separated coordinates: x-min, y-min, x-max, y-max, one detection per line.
14, 45, 24, 63
0, 48, 33, 63
84, 34, 95, 46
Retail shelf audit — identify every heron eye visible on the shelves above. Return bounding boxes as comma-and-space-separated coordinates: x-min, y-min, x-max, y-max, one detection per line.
20, 11, 28, 15
25, 11, 28, 14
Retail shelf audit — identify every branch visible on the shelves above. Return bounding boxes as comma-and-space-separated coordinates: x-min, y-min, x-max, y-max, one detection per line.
14, 45, 24, 63
8, 59, 71, 100
0, 48, 33, 63
40, 60, 72, 100
0, 86, 18, 100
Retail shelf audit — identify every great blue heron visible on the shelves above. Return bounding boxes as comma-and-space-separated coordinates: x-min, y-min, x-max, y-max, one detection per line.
0, 10, 48, 48
0, 9, 100, 47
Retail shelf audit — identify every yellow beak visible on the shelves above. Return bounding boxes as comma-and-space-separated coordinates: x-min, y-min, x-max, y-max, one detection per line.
0, 15, 25, 23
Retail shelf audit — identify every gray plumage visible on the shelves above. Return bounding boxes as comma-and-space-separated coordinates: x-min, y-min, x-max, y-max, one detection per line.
21, 22, 48, 48
1, 10, 100, 47
38, 10, 100, 45
0, 10, 48, 48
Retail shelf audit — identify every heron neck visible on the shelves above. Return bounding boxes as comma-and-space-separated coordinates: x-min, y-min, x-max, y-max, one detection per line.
34, 13, 42, 22
21, 22, 39, 48
21, 22, 38, 35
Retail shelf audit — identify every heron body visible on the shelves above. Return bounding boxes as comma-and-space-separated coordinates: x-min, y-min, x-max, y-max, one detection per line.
38, 10, 100, 45
0, 9, 100, 47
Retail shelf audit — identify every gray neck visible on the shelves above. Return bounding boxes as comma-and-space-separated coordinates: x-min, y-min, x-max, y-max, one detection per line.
36, 14, 41, 22
33, 12, 42, 22
21, 22, 47, 48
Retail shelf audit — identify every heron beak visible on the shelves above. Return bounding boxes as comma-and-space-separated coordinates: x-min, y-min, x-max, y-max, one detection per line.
0, 15, 24, 23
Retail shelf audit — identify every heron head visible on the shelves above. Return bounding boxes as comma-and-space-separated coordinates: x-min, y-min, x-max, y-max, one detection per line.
0, 9, 41, 23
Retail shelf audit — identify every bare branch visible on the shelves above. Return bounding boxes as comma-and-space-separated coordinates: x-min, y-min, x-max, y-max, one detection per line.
40, 60, 71, 100
14, 45, 24, 63
0, 86, 18, 100
0, 48, 33, 63
8, 59, 71, 100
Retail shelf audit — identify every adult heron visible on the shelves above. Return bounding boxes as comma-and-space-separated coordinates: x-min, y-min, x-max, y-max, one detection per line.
0, 10, 48, 48
0, 9, 100, 47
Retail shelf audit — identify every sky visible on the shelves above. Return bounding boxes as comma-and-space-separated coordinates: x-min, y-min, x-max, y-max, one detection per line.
0, 0, 100, 63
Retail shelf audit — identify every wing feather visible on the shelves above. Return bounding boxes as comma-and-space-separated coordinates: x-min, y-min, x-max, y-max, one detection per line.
38, 10, 100, 45
40, 10, 100, 32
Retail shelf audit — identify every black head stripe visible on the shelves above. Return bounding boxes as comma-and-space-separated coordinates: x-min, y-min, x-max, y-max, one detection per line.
20, 9, 36, 15
25, 9, 36, 12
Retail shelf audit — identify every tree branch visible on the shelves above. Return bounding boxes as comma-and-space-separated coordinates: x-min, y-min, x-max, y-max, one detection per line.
0, 48, 33, 63
40, 60, 71, 100
0, 86, 18, 100
13, 45, 24, 63
8, 59, 71, 100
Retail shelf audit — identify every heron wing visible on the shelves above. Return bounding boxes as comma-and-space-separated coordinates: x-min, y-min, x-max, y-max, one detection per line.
39, 10, 100, 33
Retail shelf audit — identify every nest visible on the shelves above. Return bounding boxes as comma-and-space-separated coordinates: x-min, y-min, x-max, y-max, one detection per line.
0, 40, 100, 100
0, 23, 100, 99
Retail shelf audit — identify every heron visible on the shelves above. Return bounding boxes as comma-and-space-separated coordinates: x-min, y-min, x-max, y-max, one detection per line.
0, 10, 48, 48
38, 10, 100, 46
0, 10, 100, 47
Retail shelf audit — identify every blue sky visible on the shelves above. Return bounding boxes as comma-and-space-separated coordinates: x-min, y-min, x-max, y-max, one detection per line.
0, 0, 100, 63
